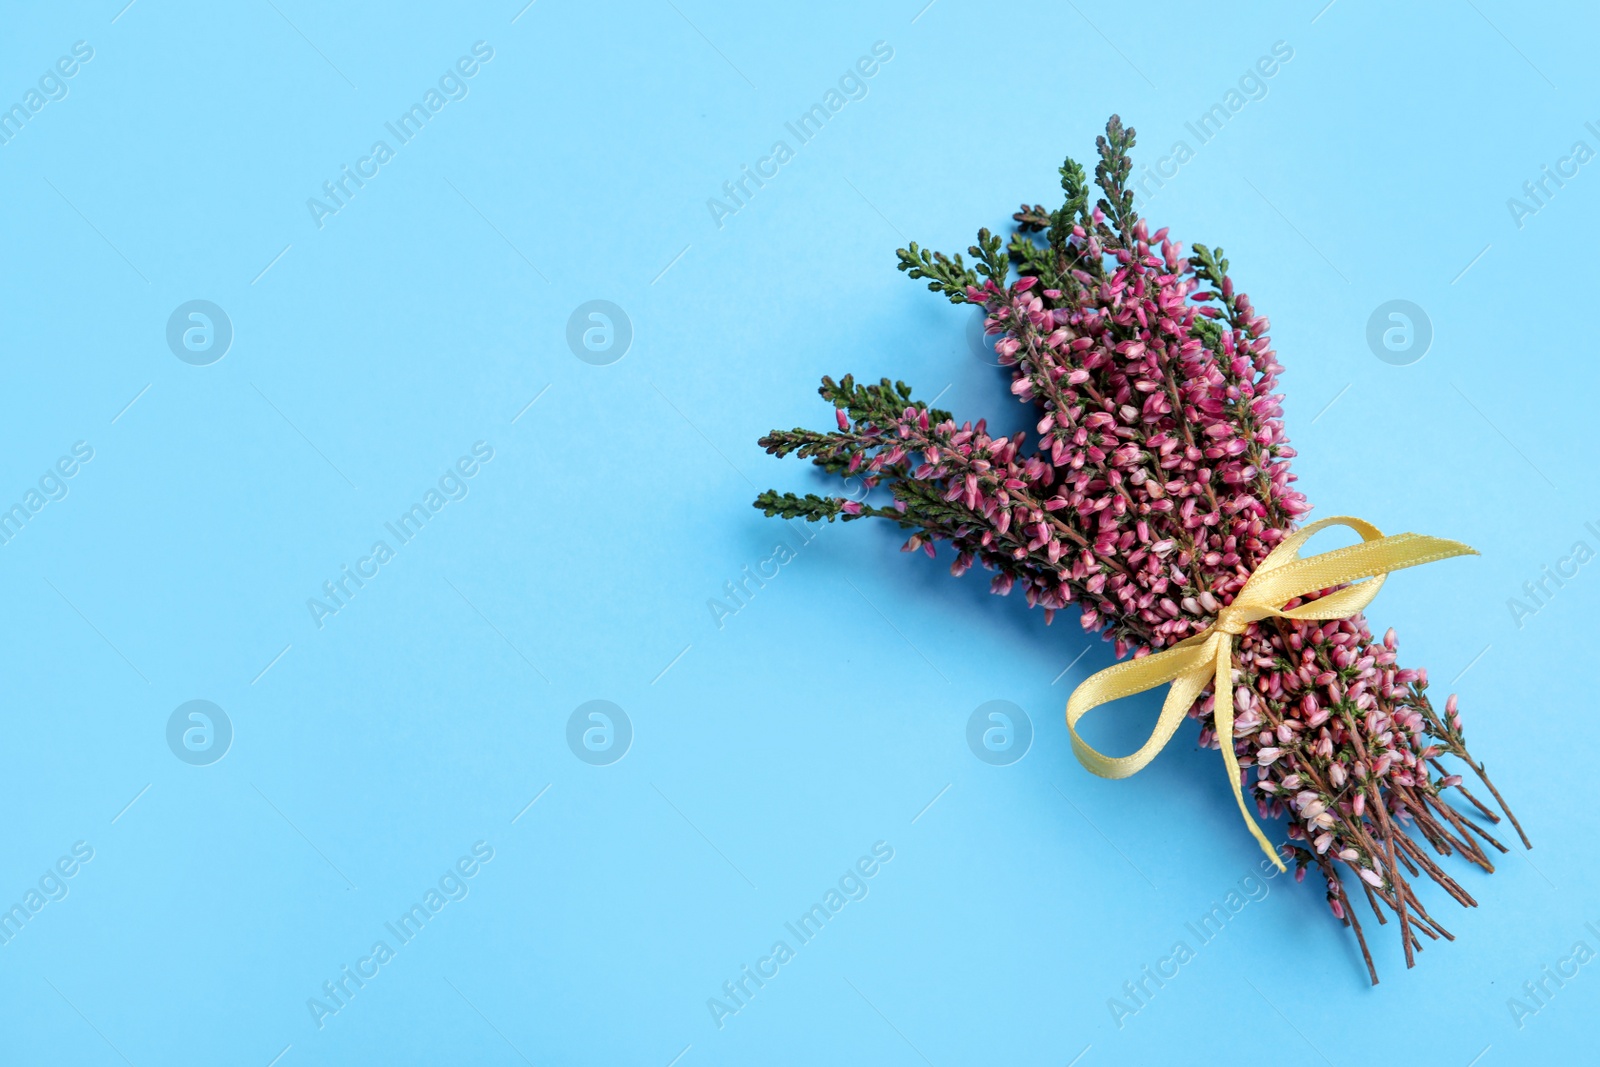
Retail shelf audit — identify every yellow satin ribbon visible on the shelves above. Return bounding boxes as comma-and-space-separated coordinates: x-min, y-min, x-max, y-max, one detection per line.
1064, 515, 1477, 871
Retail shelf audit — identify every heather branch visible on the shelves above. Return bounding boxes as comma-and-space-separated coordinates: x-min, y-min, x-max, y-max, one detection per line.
754, 114, 1525, 982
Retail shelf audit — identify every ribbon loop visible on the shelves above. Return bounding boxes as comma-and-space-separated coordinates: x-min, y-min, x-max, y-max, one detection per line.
1063, 516, 1476, 871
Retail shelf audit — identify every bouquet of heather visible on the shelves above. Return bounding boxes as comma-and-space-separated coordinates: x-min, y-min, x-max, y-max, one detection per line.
755, 116, 1526, 983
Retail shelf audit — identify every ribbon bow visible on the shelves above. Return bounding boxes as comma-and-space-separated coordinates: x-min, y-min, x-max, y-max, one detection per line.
1064, 516, 1476, 871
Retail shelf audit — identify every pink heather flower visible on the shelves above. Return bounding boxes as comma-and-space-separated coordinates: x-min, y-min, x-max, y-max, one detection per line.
759, 119, 1524, 983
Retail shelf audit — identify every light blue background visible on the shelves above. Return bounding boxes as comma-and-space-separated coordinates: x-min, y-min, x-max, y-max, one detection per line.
0, 1, 1593, 1063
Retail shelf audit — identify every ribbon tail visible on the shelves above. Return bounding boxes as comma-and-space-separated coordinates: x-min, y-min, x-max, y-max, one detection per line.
1211, 637, 1285, 872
